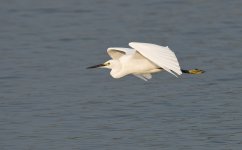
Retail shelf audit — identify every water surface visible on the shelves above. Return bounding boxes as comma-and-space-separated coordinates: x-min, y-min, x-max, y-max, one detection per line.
0, 0, 242, 150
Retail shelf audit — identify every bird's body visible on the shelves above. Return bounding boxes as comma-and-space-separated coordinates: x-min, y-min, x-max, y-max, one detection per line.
87, 42, 204, 81
109, 53, 160, 78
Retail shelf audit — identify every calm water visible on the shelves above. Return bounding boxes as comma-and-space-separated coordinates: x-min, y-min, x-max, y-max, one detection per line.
0, 0, 242, 150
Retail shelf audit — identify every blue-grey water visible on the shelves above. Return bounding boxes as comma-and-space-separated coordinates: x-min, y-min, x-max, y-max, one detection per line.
0, 0, 242, 150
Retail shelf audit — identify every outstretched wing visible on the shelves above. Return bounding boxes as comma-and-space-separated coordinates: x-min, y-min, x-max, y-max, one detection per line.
107, 47, 136, 59
129, 42, 182, 77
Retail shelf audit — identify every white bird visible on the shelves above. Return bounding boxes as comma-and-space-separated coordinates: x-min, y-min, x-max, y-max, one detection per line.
87, 42, 204, 81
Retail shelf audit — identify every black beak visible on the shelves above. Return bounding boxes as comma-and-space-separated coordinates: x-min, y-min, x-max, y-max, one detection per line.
86, 64, 105, 69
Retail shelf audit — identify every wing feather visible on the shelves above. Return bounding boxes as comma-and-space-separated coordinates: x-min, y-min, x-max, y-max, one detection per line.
129, 42, 182, 77
133, 74, 152, 81
107, 47, 135, 59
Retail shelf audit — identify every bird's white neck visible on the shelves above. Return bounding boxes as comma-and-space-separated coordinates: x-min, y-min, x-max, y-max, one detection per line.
109, 61, 125, 78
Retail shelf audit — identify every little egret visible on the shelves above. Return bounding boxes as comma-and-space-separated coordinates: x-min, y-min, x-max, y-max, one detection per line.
87, 42, 204, 81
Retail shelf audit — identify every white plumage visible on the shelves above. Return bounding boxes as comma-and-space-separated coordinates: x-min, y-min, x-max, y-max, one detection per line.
87, 42, 204, 81
129, 42, 182, 76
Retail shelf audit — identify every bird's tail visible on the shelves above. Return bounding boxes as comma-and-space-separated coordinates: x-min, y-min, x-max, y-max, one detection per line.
181, 69, 205, 74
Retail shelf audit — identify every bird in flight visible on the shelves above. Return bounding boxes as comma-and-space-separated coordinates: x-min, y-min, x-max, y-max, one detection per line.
87, 42, 204, 81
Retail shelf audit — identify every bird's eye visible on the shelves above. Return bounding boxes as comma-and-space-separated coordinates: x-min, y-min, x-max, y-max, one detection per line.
107, 62, 110, 65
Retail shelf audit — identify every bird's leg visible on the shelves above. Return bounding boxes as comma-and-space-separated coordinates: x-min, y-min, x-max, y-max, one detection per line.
181, 69, 205, 74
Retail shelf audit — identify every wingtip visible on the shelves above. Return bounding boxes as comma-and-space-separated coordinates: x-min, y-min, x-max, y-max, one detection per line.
129, 42, 165, 49
129, 42, 153, 49
129, 42, 139, 47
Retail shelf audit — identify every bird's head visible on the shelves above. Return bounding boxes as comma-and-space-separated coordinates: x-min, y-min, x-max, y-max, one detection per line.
87, 60, 117, 69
